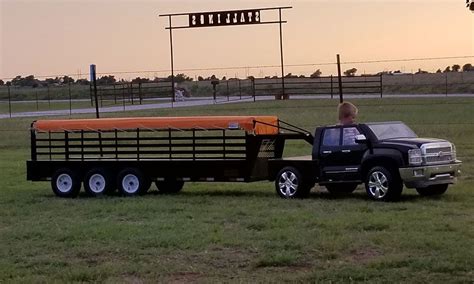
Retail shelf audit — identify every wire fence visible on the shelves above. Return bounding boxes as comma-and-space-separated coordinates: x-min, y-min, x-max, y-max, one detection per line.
1, 55, 473, 118
1, 72, 473, 119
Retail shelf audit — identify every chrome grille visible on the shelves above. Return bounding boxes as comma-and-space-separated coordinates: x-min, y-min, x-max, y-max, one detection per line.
421, 142, 454, 165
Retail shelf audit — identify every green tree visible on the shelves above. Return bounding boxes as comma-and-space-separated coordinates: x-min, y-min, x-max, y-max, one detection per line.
443, 66, 451, 73
467, 0, 474, 11
452, 64, 461, 72
197, 76, 204, 81
415, 68, 428, 74
96, 75, 116, 85
76, 79, 90, 85
344, 68, 357, 77
462, 63, 473, 72
131, 77, 150, 84
0, 80, 4, 86
310, 69, 322, 78
62, 76, 75, 84
169, 73, 192, 83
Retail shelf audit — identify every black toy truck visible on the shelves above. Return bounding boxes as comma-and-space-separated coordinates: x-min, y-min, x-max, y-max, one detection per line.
27, 117, 461, 201
270, 121, 461, 201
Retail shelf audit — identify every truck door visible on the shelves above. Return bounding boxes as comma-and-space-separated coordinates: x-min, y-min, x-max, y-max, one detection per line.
319, 126, 366, 182
340, 126, 367, 180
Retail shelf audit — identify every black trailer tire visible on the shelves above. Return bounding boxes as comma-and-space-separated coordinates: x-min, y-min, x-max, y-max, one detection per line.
51, 168, 81, 198
416, 184, 449, 196
117, 168, 148, 197
155, 180, 185, 194
365, 166, 403, 201
84, 168, 115, 197
326, 183, 358, 195
275, 167, 310, 199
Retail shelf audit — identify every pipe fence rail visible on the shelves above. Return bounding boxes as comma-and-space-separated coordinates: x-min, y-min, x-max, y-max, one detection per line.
1, 72, 473, 119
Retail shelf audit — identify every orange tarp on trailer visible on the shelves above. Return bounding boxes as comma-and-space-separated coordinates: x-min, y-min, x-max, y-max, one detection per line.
33, 116, 279, 135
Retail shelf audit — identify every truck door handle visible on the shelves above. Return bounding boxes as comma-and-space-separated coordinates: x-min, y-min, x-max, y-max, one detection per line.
323, 150, 332, 154
342, 149, 351, 153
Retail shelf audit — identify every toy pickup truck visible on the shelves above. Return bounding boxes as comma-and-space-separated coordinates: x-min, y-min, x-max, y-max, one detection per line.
270, 121, 461, 201
26, 117, 461, 201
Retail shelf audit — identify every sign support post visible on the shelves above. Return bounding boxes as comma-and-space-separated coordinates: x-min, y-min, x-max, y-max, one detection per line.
159, 7, 291, 101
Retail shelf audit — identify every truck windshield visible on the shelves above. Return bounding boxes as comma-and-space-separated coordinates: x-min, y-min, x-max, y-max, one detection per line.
368, 122, 417, 140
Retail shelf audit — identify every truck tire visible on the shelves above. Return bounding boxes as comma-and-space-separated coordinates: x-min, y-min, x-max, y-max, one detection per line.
416, 184, 448, 196
51, 168, 81, 198
326, 184, 358, 195
117, 168, 148, 197
84, 168, 115, 197
275, 167, 311, 199
365, 166, 403, 201
155, 180, 184, 194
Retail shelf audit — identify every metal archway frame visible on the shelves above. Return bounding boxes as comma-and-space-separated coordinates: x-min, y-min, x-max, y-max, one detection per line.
159, 6, 292, 101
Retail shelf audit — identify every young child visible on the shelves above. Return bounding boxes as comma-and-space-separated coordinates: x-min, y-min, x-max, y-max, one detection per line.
338, 101, 358, 125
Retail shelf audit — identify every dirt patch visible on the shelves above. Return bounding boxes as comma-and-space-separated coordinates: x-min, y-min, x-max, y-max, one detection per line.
168, 272, 202, 284
348, 248, 383, 263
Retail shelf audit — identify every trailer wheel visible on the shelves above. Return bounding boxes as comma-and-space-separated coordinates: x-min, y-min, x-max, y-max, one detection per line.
365, 166, 403, 201
51, 168, 81, 198
84, 168, 115, 197
156, 180, 184, 194
117, 168, 147, 196
275, 167, 309, 198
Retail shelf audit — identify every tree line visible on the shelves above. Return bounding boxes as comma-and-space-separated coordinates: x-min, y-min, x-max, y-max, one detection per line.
1, 63, 473, 88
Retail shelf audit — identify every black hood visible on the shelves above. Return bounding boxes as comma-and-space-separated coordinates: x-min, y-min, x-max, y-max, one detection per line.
378, 137, 448, 148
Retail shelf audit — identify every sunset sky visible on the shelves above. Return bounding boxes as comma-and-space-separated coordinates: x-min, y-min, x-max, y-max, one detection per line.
1, 0, 473, 80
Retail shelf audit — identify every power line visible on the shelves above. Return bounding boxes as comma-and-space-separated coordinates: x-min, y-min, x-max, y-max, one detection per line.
1, 55, 473, 80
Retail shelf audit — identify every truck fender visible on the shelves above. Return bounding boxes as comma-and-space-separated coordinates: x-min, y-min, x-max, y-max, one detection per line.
361, 148, 404, 178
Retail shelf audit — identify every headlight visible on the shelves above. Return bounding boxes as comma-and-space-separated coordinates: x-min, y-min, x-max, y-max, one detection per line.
408, 149, 422, 165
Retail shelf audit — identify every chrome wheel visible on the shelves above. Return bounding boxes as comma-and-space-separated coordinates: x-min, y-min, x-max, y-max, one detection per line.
88, 174, 106, 194
122, 174, 140, 194
56, 173, 73, 193
368, 171, 388, 199
278, 171, 299, 197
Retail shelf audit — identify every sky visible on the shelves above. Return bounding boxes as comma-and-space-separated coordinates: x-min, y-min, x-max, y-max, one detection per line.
0, 0, 473, 80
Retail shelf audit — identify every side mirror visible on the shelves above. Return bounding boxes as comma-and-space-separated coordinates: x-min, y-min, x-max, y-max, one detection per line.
355, 134, 368, 144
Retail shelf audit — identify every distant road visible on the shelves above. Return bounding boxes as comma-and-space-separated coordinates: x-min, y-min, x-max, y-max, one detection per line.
1, 94, 473, 119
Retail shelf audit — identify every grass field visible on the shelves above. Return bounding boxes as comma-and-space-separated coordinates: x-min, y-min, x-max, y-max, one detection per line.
0, 98, 473, 282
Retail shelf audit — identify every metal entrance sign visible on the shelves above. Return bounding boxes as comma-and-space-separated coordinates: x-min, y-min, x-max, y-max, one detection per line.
189, 9, 261, 27
159, 6, 292, 101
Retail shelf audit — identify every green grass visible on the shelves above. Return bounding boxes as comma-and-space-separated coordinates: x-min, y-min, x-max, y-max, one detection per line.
0, 98, 473, 282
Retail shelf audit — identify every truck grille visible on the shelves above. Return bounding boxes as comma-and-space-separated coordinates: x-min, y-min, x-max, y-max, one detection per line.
421, 143, 455, 165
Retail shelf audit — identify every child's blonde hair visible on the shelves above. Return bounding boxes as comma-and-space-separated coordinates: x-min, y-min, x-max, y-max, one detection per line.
338, 102, 358, 121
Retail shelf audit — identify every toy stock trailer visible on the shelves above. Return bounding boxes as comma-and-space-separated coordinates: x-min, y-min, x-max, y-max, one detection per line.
27, 116, 314, 198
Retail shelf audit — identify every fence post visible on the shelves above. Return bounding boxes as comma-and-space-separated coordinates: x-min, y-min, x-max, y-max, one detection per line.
336, 54, 344, 103
380, 73, 383, 98
113, 84, 117, 104
238, 79, 242, 99
252, 77, 256, 102
47, 85, 51, 108
139, 82, 143, 104
89, 83, 93, 106
68, 81, 72, 116
122, 84, 126, 111
445, 72, 448, 97
130, 83, 134, 105
7, 84, 12, 118
35, 90, 39, 110
226, 80, 229, 101
330, 75, 333, 99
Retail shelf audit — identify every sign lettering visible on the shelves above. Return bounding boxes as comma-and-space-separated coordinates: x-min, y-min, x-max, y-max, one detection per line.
188, 9, 261, 27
